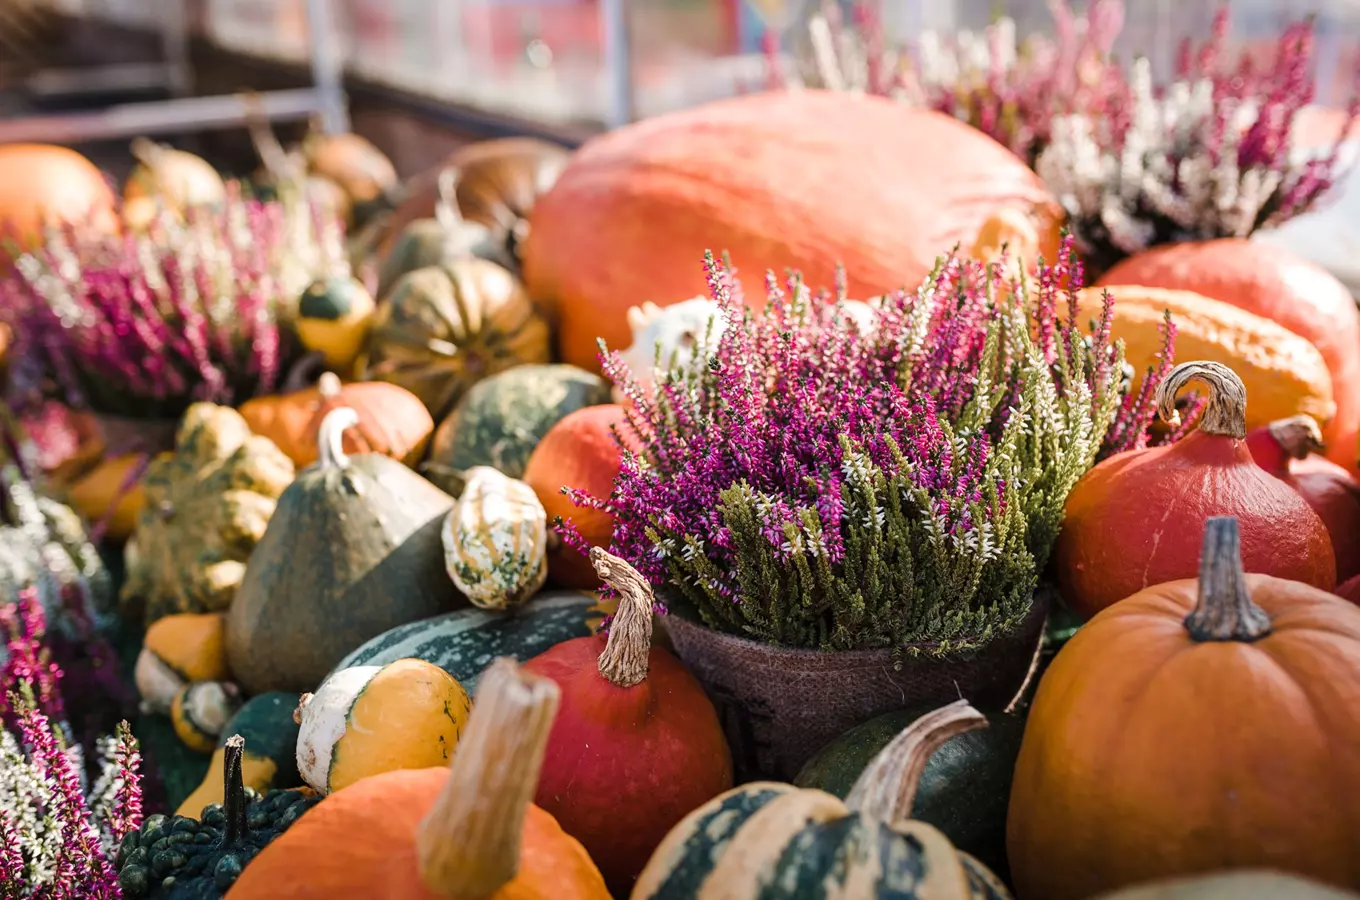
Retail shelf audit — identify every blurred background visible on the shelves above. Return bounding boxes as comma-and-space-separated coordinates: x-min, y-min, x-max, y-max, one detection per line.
1, 0, 1357, 177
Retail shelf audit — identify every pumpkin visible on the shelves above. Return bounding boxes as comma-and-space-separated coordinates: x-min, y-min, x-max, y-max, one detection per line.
794, 703, 1028, 882
374, 167, 506, 301
117, 736, 322, 899
634, 700, 1012, 900
428, 364, 611, 481
1098, 238, 1360, 472
135, 612, 231, 715
1091, 871, 1360, 900
330, 589, 618, 691
60, 452, 148, 542
523, 404, 632, 589
360, 255, 551, 422
1077, 285, 1336, 432
121, 404, 295, 624
615, 298, 727, 401
237, 372, 433, 468
441, 466, 549, 610
1053, 361, 1336, 619
122, 138, 226, 228
1247, 415, 1360, 582
522, 90, 1060, 372
378, 138, 572, 269
1336, 573, 1360, 605
294, 658, 471, 795
0, 143, 117, 253
1011, 516, 1360, 900
225, 407, 460, 694
524, 548, 731, 895
294, 276, 377, 373
171, 681, 244, 755
300, 131, 398, 209
176, 692, 302, 819
223, 658, 610, 900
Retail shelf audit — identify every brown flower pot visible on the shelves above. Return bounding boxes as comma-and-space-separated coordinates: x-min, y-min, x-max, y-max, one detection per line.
91, 413, 180, 455
662, 587, 1053, 781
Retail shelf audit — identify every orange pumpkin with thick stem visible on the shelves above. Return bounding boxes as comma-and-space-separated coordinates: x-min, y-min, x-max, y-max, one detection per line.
1098, 239, 1360, 474
237, 373, 433, 468
1053, 360, 1336, 620
1009, 516, 1360, 900
224, 657, 609, 900
0, 144, 117, 255
1246, 415, 1360, 583
522, 404, 634, 590
523, 90, 1061, 372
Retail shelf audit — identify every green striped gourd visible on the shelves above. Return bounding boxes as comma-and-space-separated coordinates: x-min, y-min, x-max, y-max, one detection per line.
329, 589, 616, 693
634, 701, 1012, 900
440, 465, 548, 610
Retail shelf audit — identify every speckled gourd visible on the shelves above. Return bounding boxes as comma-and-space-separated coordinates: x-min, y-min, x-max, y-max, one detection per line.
441, 465, 549, 610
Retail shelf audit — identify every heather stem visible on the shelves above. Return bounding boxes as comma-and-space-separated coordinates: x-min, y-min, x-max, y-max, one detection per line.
592, 547, 654, 688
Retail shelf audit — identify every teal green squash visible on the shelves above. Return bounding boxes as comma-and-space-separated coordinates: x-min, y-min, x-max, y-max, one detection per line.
426, 364, 611, 482
634, 701, 1012, 900
175, 691, 303, 819
795, 704, 1027, 881
330, 589, 615, 692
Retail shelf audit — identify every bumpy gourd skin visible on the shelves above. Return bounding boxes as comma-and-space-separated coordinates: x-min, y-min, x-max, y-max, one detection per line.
120, 404, 294, 624
116, 789, 320, 899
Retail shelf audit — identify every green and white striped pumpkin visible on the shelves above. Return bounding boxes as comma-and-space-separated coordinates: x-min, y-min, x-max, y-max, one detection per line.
329, 589, 615, 692
633, 701, 1012, 900
441, 466, 548, 610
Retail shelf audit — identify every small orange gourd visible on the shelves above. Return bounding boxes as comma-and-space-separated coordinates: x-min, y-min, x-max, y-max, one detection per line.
223, 657, 609, 900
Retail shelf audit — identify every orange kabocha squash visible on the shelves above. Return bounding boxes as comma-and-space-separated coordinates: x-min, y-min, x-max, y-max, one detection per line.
1099, 239, 1360, 472
238, 373, 433, 468
523, 90, 1061, 372
0, 144, 117, 255
224, 658, 609, 900
1053, 361, 1335, 619
1010, 517, 1360, 900
1247, 415, 1360, 583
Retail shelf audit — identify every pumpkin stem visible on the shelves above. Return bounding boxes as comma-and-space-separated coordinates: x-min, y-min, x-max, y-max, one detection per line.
316, 406, 361, 470
415, 657, 561, 900
844, 699, 987, 823
1185, 517, 1273, 643
435, 167, 470, 259
221, 734, 247, 847
1155, 360, 1247, 439
317, 372, 344, 400
593, 548, 654, 688
1268, 415, 1325, 460
129, 136, 166, 170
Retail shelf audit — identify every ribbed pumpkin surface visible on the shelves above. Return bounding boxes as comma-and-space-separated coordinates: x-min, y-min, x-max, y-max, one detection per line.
523, 90, 1060, 371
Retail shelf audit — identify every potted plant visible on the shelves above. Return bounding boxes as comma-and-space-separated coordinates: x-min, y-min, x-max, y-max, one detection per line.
560, 236, 1175, 779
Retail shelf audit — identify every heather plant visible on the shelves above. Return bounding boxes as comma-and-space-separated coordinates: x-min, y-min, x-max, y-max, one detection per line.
1, 185, 346, 423
563, 238, 1174, 652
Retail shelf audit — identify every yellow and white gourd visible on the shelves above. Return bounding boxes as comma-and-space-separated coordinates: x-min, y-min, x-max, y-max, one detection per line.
440, 465, 549, 610
294, 658, 471, 795
170, 681, 243, 754
134, 612, 232, 714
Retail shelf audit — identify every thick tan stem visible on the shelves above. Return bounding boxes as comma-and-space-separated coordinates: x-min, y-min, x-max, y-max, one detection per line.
316, 407, 360, 470
844, 700, 987, 823
1267, 415, 1325, 460
592, 547, 655, 688
1185, 517, 1272, 643
1156, 361, 1248, 439
415, 658, 561, 900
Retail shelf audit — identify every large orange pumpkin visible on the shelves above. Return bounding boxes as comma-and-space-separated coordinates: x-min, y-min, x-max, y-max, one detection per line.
1009, 516, 1360, 900
0, 144, 117, 254
523, 89, 1062, 372
1098, 239, 1360, 473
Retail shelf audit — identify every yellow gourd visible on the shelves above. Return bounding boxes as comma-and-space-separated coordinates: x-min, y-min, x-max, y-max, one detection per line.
134, 612, 231, 714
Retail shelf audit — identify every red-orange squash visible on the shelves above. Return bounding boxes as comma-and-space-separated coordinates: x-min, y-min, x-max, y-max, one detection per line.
522, 404, 633, 589
523, 89, 1062, 372
1053, 361, 1335, 619
0, 144, 117, 254
1247, 415, 1360, 583
1098, 239, 1360, 473
1009, 516, 1360, 900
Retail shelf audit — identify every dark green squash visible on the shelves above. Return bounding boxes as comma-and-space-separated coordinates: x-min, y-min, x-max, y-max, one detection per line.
175, 691, 303, 819
426, 364, 611, 483
116, 735, 321, 899
224, 407, 462, 694
795, 704, 1027, 881
330, 588, 615, 692
633, 701, 1013, 900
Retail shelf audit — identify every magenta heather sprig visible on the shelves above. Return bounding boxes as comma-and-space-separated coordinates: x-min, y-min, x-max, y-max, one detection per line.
1, 186, 346, 422
562, 238, 1171, 651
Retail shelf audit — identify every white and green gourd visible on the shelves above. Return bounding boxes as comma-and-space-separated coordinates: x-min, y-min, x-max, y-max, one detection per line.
439, 465, 549, 610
